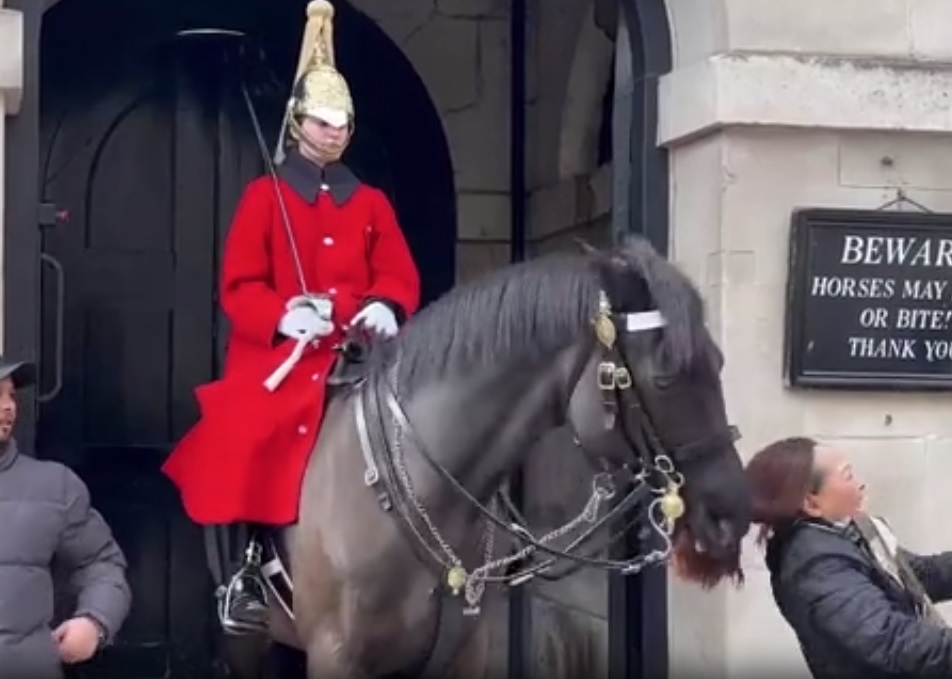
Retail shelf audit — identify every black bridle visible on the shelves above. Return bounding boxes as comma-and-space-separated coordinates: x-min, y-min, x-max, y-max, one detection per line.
357, 289, 741, 589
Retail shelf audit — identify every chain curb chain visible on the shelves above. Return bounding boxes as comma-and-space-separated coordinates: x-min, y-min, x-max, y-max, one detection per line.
388, 393, 683, 614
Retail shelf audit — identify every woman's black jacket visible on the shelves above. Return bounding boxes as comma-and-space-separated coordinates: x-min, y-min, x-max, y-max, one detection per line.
766, 518, 952, 677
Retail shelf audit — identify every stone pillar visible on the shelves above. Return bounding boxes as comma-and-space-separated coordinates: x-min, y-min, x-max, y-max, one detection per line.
659, 1, 952, 675
0, 4, 24, 349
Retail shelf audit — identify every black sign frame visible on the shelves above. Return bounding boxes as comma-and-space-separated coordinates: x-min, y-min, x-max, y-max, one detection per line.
785, 207, 952, 391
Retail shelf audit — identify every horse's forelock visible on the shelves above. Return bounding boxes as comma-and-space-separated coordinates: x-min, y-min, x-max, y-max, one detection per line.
602, 237, 709, 373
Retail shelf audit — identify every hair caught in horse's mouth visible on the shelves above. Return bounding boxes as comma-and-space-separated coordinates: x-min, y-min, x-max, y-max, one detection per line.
672, 522, 745, 589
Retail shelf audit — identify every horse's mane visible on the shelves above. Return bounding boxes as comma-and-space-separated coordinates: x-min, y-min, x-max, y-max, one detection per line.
367, 236, 708, 393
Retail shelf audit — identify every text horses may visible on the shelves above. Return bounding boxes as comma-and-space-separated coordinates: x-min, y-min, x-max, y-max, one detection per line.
811, 234, 952, 362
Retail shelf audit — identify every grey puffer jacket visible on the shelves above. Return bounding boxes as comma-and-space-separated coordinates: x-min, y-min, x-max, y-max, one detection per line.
0, 440, 131, 679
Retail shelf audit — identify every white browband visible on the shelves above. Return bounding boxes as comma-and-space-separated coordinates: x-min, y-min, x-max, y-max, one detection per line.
624, 310, 666, 333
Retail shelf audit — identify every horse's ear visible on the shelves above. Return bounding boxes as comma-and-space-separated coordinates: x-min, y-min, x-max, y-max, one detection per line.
593, 248, 647, 309
574, 238, 598, 255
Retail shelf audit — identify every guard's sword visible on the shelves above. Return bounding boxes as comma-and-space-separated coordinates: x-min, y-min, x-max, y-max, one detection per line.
175, 29, 331, 391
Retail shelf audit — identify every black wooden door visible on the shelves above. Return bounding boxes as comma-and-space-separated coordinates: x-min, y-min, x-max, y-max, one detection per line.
37, 45, 249, 678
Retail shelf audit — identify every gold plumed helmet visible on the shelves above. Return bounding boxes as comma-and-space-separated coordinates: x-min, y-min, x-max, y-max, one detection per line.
277, 0, 354, 158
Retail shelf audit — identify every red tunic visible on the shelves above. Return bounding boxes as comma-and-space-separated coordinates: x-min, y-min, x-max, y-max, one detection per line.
162, 159, 420, 525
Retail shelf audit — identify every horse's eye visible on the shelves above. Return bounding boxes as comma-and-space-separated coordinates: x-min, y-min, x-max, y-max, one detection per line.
652, 373, 679, 390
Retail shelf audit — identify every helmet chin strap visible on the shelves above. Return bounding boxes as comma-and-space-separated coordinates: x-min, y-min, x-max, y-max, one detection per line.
287, 113, 350, 165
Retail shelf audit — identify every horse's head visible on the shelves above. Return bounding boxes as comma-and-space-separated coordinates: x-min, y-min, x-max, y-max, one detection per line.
565, 238, 750, 588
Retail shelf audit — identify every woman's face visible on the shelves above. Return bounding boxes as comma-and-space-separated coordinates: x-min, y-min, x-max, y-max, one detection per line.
803, 446, 866, 522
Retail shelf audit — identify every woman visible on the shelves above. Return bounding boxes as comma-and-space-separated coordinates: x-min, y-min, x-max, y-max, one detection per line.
746, 436, 952, 677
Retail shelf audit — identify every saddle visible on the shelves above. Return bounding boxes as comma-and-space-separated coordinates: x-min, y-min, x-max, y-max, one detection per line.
326, 338, 371, 387
205, 338, 370, 605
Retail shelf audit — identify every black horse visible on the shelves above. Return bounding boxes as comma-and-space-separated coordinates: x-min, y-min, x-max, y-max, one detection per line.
222, 236, 751, 678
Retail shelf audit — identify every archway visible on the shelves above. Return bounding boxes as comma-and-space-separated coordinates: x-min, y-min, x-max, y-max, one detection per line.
3, 0, 678, 675
39, 0, 456, 304
522, 1, 673, 678
29, 0, 455, 675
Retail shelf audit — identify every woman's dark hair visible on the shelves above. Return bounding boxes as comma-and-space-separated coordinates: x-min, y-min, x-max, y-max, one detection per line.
745, 436, 818, 545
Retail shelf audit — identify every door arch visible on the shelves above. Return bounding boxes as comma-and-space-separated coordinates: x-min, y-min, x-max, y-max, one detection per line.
40, 0, 456, 304
33, 0, 456, 675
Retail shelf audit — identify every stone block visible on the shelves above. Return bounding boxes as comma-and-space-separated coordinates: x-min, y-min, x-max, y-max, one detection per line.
838, 131, 952, 191
557, 14, 613, 178
720, 129, 841, 266
724, 570, 805, 676
665, 0, 728, 68
443, 106, 510, 192
910, 0, 952, 61
661, 55, 952, 147
725, 0, 910, 57
530, 217, 611, 257
455, 242, 511, 283
351, 0, 435, 46
528, 169, 609, 245
455, 191, 510, 241
668, 576, 726, 678
436, 0, 508, 19
402, 15, 479, 114
922, 439, 952, 550
801, 391, 952, 440
669, 134, 724, 267
440, 18, 510, 192
0, 8, 23, 114
529, 179, 577, 240
474, 17, 511, 133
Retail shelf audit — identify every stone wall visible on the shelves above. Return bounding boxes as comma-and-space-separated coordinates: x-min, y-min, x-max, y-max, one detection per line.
348, 0, 514, 284
660, 1, 952, 675
348, 2, 621, 676
351, 0, 617, 282
12, 0, 952, 676
525, 0, 615, 257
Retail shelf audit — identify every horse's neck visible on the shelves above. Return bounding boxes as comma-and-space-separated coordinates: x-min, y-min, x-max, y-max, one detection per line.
396, 344, 578, 504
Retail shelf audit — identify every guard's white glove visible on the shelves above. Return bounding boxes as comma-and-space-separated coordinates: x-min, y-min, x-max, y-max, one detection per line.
278, 304, 334, 341
350, 302, 398, 337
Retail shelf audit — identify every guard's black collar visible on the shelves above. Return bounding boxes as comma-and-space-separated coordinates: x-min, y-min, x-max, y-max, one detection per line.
277, 149, 359, 206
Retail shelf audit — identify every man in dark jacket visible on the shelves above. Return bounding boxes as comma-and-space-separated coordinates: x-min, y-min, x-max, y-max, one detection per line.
747, 436, 952, 678
0, 356, 131, 678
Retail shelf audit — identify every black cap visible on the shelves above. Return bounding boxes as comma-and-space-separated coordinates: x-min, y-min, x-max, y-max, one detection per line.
0, 357, 36, 388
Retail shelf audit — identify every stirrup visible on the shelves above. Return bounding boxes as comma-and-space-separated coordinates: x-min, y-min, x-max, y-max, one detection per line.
218, 578, 269, 636
217, 541, 269, 636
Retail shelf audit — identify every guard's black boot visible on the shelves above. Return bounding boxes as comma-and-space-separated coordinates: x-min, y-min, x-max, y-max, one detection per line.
219, 539, 269, 636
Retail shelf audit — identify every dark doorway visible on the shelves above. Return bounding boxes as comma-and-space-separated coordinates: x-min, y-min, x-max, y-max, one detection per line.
32, 0, 456, 676
609, 2, 673, 678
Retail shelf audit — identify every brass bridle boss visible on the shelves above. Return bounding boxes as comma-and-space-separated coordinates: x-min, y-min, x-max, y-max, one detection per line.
592, 291, 686, 524
441, 292, 687, 598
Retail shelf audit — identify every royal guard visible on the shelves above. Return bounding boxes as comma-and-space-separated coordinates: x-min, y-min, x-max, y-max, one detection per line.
161, 0, 420, 635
